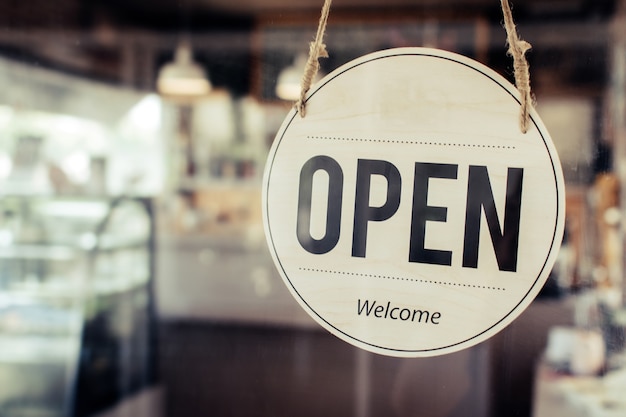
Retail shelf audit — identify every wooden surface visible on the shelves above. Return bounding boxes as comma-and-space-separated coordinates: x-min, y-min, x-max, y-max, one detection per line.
263, 47, 565, 356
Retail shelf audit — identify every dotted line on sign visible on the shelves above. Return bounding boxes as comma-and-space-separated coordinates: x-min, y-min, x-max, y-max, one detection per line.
306, 135, 516, 150
298, 267, 506, 291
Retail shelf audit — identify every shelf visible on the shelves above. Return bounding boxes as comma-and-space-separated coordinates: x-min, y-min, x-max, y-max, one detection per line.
0, 245, 77, 261
0, 334, 81, 364
177, 177, 262, 191
0, 238, 147, 260
0, 274, 150, 301
0, 238, 146, 261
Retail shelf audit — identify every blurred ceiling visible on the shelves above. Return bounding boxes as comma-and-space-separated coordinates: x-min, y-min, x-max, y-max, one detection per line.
115, 0, 616, 18
0, 0, 617, 29
0, 0, 619, 94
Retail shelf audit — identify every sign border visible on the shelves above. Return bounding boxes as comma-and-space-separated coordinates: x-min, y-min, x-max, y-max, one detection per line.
263, 47, 564, 356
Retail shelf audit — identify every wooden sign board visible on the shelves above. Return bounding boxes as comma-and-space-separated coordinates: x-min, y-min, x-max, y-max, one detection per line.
263, 48, 565, 357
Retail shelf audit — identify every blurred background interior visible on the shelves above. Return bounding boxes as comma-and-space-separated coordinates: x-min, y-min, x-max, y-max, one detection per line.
1, 0, 626, 416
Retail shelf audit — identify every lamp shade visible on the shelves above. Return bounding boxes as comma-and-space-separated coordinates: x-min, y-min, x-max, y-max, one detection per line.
157, 42, 211, 98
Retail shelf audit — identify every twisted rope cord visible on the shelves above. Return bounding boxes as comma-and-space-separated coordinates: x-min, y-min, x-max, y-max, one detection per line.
296, 0, 332, 117
296, 0, 532, 132
501, 0, 533, 133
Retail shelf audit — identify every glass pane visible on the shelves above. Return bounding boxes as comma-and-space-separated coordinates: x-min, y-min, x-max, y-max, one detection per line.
0, 2, 624, 417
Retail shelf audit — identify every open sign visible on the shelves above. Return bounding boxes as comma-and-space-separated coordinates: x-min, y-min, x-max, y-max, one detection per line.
297, 157, 524, 272
263, 48, 565, 357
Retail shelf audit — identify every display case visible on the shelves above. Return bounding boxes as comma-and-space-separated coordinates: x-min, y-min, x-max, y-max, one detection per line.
0, 196, 156, 417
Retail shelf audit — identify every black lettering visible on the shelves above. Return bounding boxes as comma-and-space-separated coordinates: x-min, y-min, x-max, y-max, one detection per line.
352, 159, 402, 258
297, 156, 344, 254
462, 166, 524, 272
409, 163, 458, 265
357, 300, 443, 324
357, 299, 376, 316
412, 309, 430, 323
431, 312, 441, 324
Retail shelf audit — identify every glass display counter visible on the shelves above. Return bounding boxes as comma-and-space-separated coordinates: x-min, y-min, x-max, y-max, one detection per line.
0, 196, 156, 417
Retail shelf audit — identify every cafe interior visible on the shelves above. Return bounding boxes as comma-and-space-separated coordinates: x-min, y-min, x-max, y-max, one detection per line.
0, 0, 625, 416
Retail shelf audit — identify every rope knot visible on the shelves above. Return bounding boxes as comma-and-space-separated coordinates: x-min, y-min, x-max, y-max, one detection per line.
296, 43, 328, 117
311, 41, 329, 59
296, 0, 332, 118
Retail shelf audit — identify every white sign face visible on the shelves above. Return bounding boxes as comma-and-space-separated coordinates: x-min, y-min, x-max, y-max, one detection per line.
263, 47, 565, 357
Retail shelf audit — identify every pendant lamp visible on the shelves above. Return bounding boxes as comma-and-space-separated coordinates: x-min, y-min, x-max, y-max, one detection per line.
157, 41, 211, 98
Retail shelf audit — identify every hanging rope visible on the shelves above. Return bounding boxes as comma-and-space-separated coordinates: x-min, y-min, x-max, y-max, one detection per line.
501, 0, 533, 133
297, 0, 532, 131
296, 0, 332, 118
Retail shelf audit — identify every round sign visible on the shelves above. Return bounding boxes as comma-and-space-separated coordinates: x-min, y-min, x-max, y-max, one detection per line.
263, 47, 565, 357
